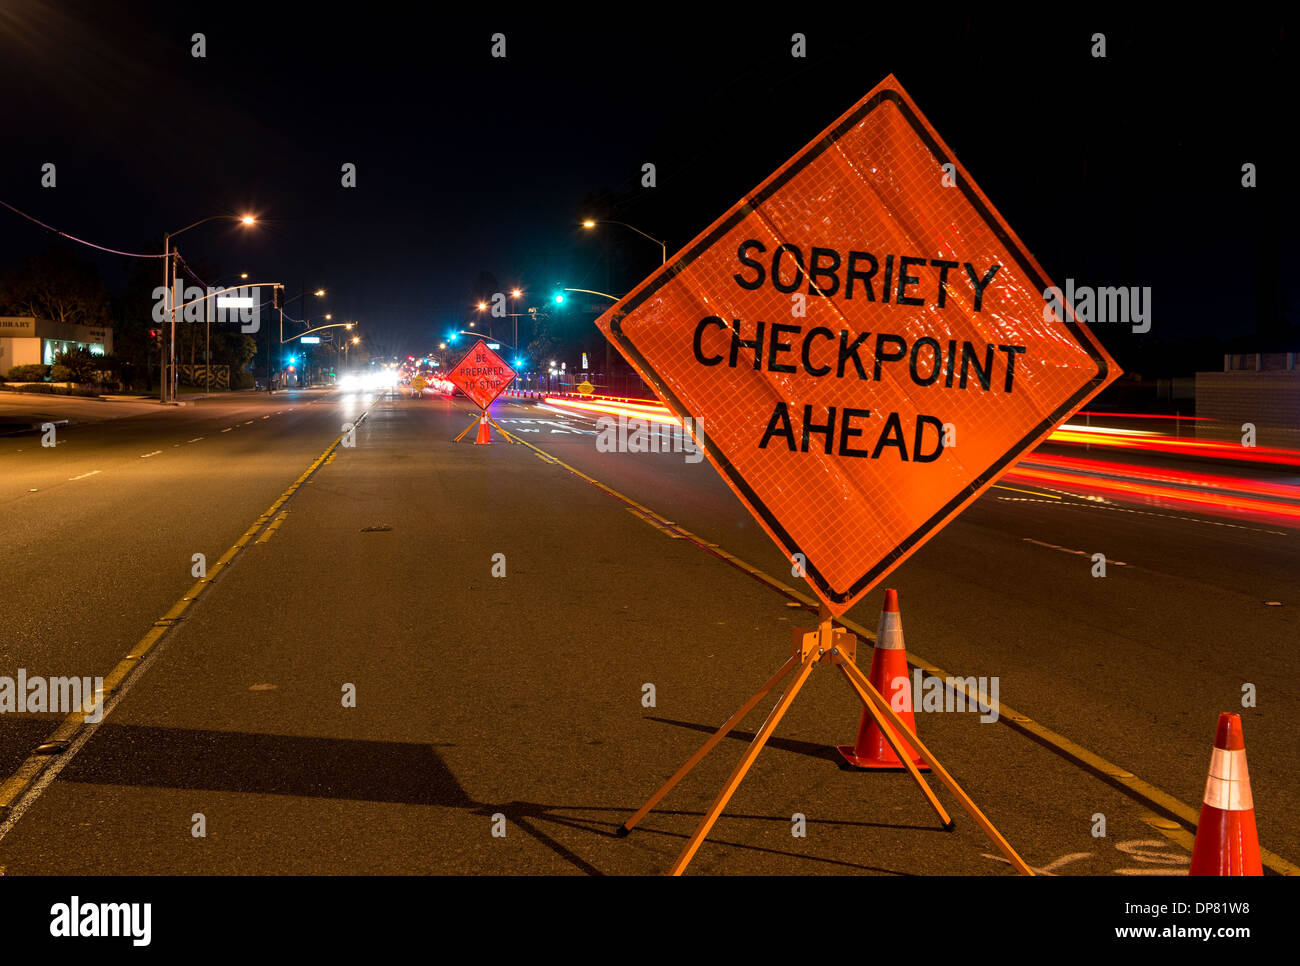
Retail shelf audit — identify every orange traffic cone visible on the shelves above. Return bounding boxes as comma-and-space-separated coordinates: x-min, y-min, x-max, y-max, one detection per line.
1189, 713, 1262, 875
838, 589, 928, 770
474, 414, 492, 445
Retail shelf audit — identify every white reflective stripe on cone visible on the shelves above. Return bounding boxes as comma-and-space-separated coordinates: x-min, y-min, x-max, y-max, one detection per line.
875, 611, 904, 649
1203, 748, 1253, 811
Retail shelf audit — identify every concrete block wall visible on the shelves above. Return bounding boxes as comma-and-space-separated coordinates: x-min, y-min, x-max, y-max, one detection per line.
1195, 371, 1300, 448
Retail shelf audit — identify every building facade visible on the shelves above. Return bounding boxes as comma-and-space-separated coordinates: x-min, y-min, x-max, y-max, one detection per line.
0, 317, 114, 372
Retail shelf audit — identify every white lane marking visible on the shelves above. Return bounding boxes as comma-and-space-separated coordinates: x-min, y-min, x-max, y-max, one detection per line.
67, 470, 101, 481
1114, 868, 1187, 875
1023, 537, 1127, 566
982, 852, 1094, 876
188, 437, 203, 443
262, 415, 270, 420
996, 497, 1288, 536
140, 450, 162, 458
244, 420, 254, 425
221, 427, 233, 433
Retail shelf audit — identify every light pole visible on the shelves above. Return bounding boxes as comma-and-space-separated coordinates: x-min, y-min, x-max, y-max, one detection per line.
276, 289, 326, 389
510, 288, 521, 353
560, 287, 622, 394
581, 219, 666, 264
330, 327, 360, 375
161, 214, 255, 403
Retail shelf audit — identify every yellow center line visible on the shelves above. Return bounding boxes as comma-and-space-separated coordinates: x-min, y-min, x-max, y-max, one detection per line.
255, 510, 290, 544
0, 412, 368, 829
992, 484, 1061, 499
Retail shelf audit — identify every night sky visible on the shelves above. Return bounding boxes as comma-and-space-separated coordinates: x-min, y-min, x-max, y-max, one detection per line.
0, 2, 1294, 372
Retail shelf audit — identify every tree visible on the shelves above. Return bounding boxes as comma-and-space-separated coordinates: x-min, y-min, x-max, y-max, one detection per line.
216, 332, 258, 388
109, 248, 164, 391
0, 244, 111, 327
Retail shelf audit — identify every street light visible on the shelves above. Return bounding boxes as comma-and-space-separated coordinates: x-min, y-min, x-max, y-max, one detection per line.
475, 289, 528, 348
161, 212, 256, 402
337, 332, 361, 369
581, 218, 666, 264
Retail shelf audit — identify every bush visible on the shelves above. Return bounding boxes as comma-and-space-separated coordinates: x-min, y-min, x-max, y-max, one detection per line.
7, 363, 48, 381
51, 365, 75, 382
5, 383, 99, 396
52, 347, 99, 383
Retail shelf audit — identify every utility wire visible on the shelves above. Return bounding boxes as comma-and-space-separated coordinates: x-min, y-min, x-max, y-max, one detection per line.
0, 197, 166, 258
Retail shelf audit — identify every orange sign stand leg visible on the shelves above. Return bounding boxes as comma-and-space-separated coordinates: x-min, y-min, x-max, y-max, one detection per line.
618, 605, 1034, 877
486, 413, 522, 444
453, 409, 482, 443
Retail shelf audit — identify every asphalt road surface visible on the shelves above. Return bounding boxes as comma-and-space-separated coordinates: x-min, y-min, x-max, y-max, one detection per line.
0, 389, 1293, 875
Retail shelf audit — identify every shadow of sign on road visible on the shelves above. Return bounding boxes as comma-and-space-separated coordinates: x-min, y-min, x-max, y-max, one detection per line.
58, 723, 473, 809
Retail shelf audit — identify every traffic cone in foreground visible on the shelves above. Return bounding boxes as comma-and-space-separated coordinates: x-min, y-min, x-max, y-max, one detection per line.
838, 589, 928, 770
1189, 713, 1262, 875
474, 414, 492, 445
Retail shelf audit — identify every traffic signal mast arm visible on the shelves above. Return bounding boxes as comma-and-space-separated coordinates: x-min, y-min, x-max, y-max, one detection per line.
283, 321, 354, 343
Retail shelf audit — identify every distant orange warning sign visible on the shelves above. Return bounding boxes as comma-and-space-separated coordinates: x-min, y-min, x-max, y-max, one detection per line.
596, 75, 1119, 617
448, 339, 516, 410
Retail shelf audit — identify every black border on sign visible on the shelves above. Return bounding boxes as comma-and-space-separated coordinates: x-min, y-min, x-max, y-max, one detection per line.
606, 89, 1110, 605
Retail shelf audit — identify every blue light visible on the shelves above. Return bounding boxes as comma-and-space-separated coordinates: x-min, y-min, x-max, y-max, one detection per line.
553, 293, 565, 304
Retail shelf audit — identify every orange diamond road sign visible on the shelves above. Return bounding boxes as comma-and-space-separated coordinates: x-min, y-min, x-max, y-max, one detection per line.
577, 380, 595, 396
448, 339, 516, 410
596, 75, 1119, 617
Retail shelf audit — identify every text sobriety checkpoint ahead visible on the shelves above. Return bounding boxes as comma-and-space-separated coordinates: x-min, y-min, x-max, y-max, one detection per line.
691, 240, 1020, 463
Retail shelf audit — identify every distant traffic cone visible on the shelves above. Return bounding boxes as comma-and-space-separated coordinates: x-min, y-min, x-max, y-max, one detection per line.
1189, 713, 1262, 875
838, 589, 928, 770
474, 414, 492, 445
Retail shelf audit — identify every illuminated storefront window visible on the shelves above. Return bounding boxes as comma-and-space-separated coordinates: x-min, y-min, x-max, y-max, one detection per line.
42, 340, 106, 364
